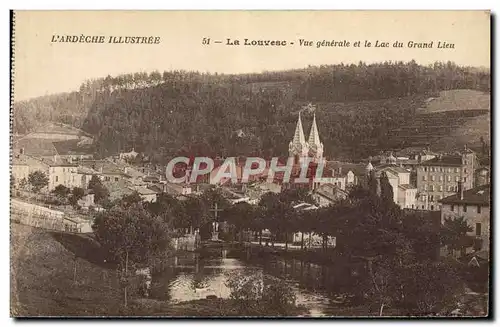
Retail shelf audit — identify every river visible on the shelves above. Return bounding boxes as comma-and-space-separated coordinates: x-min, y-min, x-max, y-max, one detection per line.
149, 248, 357, 317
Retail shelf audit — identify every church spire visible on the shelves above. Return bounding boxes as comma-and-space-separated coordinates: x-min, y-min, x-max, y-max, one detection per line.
292, 112, 306, 145
308, 113, 321, 147
289, 112, 309, 159
307, 113, 324, 162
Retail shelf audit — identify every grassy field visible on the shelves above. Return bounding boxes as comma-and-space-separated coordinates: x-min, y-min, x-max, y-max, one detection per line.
11, 223, 125, 316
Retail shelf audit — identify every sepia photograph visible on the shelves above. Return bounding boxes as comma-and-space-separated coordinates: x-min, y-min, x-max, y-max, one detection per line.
10, 10, 491, 318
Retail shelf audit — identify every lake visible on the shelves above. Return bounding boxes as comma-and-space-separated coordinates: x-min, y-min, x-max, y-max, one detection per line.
149, 248, 356, 317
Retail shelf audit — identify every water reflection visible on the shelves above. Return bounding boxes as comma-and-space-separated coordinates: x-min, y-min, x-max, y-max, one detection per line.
150, 248, 347, 316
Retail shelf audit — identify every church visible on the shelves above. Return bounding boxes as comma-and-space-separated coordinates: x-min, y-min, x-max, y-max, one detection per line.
288, 112, 324, 164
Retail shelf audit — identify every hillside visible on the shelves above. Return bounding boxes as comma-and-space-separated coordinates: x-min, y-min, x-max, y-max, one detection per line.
12, 62, 491, 161
388, 89, 490, 153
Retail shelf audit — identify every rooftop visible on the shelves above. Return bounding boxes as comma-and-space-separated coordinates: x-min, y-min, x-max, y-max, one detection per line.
398, 184, 415, 191
80, 160, 124, 175
439, 184, 490, 206
133, 186, 159, 195
419, 155, 463, 167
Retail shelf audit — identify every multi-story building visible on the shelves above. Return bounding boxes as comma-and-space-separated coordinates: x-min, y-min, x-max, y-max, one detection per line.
45, 157, 79, 191
439, 184, 490, 256
416, 147, 477, 211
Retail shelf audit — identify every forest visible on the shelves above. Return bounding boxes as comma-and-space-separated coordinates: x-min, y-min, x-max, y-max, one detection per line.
13, 61, 490, 161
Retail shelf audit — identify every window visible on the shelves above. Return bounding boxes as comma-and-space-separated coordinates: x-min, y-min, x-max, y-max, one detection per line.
477, 206, 481, 214
429, 185, 434, 192
55, 176, 58, 182
463, 205, 467, 213
440, 168, 444, 172
464, 168, 467, 174
430, 195, 434, 201
455, 176, 460, 182
448, 168, 452, 173
105, 176, 110, 181
424, 167, 428, 172
447, 176, 451, 182
423, 176, 427, 181
464, 177, 467, 183
451, 205, 455, 212
431, 175, 435, 181
476, 223, 481, 236
455, 168, 459, 173
115, 177, 119, 182
63, 168, 65, 173
431, 205, 434, 210
439, 175, 443, 182
439, 186, 443, 192
424, 185, 428, 191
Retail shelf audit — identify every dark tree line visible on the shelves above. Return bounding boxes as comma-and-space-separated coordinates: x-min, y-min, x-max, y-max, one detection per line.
13, 61, 490, 161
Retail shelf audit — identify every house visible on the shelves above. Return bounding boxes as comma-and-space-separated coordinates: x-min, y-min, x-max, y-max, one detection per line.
80, 160, 127, 183
12, 156, 30, 184
416, 147, 477, 211
132, 186, 158, 203
76, 166, 98, 189
164, 182, 192, 196
312, 161, 365, 191
372, 164, 418, 209
77, 190, 95, 208
312, 183, 348, 207
438, 184, 490, 255
42, 156, 79, 191
119, 148, 139, 160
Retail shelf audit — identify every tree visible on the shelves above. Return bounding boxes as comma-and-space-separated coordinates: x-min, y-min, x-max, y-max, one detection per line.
88, 175, 110, 205
119, 191, 143, 208
53, 184, 71, 198
69, 187, 85, 206
28, 170, 49, 193
379, 171, 394, 205
92, 203, 172, 308
441, 216, 473, 257
224, 202, 256, 242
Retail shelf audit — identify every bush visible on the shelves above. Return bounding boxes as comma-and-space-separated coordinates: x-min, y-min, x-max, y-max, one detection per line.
225, 271, 298, 316
262, 276, 297, 315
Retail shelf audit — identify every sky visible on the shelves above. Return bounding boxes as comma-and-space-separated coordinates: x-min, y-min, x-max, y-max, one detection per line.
13, 10, 491, 101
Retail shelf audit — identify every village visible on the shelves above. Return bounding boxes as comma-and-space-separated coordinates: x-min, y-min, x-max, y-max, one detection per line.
11, 105, 491, 260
